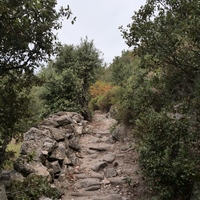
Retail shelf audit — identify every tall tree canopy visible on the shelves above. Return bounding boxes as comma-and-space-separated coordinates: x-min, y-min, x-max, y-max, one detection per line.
0, 0, 73, 169
38, 38, 103, 120
121, 0, 200, 78
0, 0, 74, 75
119, 0, 200, 199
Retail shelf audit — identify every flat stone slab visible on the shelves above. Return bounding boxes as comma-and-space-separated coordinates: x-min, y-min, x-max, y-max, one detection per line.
85, 185, 101, 191
108, 177, 126, 185
105, 167, 118, 178
75, 174, 87, 179
89, 172, 104, 179
89, 143, 111, 151
74, 178, 101, 189
102, 153, 115, 163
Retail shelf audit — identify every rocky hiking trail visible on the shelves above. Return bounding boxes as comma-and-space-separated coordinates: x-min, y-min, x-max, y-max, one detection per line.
0, 111, 146, 200
62, 111, 144, 200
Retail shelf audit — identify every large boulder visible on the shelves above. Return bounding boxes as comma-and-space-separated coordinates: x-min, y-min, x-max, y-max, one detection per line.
111, 124, 126, 142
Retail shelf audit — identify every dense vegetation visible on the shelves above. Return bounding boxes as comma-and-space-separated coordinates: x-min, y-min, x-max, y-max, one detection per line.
1, 0, 200, 199
0, 0, 76, 170
119, 0, 200, 199
37, 38, 103, 120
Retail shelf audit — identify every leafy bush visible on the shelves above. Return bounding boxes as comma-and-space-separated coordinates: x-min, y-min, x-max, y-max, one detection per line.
134, 109, 200, 200
89, 86, 122, 112
88, 95, 101, 111
37, 38, 103, 120
3, 140, 21, 170
118, 68, 164, 124
7, 174, 61, 200
89, 81, 113, 98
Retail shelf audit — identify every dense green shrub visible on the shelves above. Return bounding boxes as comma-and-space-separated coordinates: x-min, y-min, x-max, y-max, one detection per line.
118, 68, 164, 124
134, 109, 200, 200
38, 38, 103, 120
88, 95, 101, 111
89, 86, 122, 112
7, 175, 61, 200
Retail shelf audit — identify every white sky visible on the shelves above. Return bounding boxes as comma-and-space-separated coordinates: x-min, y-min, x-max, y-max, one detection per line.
56, 0, 146, 64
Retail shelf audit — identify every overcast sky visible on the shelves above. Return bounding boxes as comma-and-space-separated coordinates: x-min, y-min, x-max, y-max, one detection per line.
56, 0, 146, 64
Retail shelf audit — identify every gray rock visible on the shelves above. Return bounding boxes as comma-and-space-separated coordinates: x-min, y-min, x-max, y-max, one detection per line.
85, 185, 101, 191
49, 143, 66, 161
92, 161, 108, 172
14, 159, 50, 179
33, 163, 50, 178
102, 153, 115, 163
0, 170, 24, 186
106, 136, 116, 144
14, 157, 34, 176
89, 143, 110, 151
120, 145, 130, 151
63, 156, 71, 165
69, 138, 80, 151
69, 154, 80, 166
39, 119, 59, 128
63, 124, 74, 133
89, 172, 104, 179
20, 128, 47, 155
42, 139, 57, 153
75, 174, 87, 179
108, 177, 126, 185
71, 113, 84, 123
47, 127, 65, 141
56, 115, 71, 126
87, 149, 97, 155
73, 124, 83, 135
111, 125, 126, 142
13, 111, 88, 196
71, 192, 94, 197
74, 178, 101, 189
105, 167, 118, 178
49, 161, 61, 174
91, 137, 100, 143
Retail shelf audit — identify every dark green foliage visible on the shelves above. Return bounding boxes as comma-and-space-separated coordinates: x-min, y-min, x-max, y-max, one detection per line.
0, 0, 73, 169
119, 0, 200, 199
108, 51, 140, 86
6, 175, 61, 200
121, 0, 200, 78
39, 66, 84, 115
38, 38, 103, 119
135, 109, 199, 199
0, 73, 32, 168
89, 96, 101, 111
0, 0, 73, 75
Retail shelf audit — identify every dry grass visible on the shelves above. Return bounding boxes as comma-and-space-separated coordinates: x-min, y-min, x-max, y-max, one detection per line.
4, 139, 22, 170
7, 139, 22, 157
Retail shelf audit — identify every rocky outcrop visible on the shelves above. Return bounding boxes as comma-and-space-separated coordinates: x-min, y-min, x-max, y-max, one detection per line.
13, 112, 91, 190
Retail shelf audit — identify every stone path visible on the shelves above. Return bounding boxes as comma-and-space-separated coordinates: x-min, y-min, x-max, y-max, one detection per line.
62, 111, 144, 200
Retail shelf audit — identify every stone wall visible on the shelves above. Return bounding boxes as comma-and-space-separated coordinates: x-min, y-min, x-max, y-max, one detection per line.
12, 111, 91, 191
